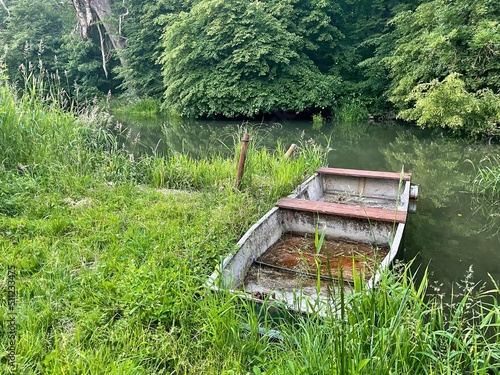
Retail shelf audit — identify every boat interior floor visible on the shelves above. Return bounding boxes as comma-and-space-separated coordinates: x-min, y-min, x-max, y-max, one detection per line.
243, 233, 389, 298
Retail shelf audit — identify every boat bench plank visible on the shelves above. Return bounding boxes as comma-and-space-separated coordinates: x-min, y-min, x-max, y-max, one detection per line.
276, 197, 407, 223
316, 167, 412, 181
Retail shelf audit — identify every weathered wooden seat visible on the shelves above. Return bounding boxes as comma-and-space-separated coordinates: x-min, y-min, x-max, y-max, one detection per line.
276, 197, 407, 223
316, 167, 412, 181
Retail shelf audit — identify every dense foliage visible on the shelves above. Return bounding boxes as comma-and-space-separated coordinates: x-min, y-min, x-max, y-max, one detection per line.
0, 0, 499, 133
159, 0, 342, 117
380, 0, 500, 134
0, 0, 119, 102
116, 0, 195, 97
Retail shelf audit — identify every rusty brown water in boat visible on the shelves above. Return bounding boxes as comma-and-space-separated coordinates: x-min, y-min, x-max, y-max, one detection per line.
258, 233, 389, 281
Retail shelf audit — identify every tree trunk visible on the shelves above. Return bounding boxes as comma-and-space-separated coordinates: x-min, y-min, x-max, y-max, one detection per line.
72, 0, 92, 40
90, 0, 126, 65
72, 0, 128, 73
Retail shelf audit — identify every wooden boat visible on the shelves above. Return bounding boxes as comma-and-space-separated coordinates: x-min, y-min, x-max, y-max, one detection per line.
206, 167, 418, 315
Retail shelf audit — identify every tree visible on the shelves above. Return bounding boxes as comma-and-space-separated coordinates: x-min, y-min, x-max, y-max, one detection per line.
71, 0, 127, 78
353, 0, 426, 113
0, 0, 70, 81
0, 0, 121, 101
159, 0, 341, 117
380, 0, 500, 133
116, 0, 196, 97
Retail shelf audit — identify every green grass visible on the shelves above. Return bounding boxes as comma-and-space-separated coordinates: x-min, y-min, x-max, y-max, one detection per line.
471, 154, 500, 200
2, 83, 500, 373
469, 154, 500, 237
108, 97, 162, 119
312, 113, 324, 130
334, 99, 369, 124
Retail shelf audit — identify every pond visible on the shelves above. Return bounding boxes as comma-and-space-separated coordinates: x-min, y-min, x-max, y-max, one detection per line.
115, 113, 500, 296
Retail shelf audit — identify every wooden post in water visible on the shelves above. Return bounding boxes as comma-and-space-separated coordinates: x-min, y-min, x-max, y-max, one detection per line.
284, 143, 297, 159
235, 133, 250, 189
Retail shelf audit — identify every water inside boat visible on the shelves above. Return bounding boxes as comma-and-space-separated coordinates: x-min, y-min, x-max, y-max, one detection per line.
243, 233, 389, 299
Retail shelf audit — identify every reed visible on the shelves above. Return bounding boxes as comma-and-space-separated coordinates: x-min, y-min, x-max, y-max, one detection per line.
0, 83, 76, 172
334, 99, 369, 124
109, 97, 162, 118
471, 154, 500, 199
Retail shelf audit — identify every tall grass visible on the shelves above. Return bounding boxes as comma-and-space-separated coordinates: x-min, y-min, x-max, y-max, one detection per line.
334, 99, 370, 124
471, 154, 500, 199
2, 80, 500, 373
469, 154, 500, 237
258, 265, 500, 374
0, 76, 125, 192
108, 97, 162, 118
236, 136, 331, 203
0, 83, 78, 172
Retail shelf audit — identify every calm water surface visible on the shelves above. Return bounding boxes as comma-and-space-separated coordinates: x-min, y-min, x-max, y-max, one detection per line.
117, 115, 500, 295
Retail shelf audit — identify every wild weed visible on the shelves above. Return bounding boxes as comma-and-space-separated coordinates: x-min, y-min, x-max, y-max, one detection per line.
468, 154, 500, 236
312, 113, 324, 130
470, 154, 500, 199
334, 99, 369, 124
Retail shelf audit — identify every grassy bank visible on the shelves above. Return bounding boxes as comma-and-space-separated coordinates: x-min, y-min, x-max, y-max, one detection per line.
1, 84, 500, 374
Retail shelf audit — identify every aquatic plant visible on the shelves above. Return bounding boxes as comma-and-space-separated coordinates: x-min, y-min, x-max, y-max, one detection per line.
470, 154, 500, 199
312, 113, 324, 130
109, 97, 162, 118
334, 99, 369, 124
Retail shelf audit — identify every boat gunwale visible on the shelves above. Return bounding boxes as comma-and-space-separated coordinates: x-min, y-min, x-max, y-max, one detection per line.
317, 167, 412, 181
